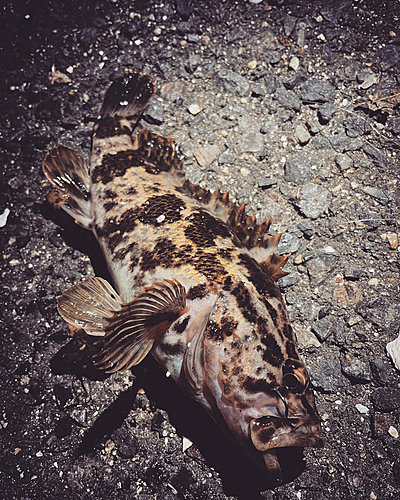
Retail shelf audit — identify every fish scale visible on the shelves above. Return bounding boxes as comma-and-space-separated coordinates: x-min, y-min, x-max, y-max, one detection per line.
42, 72, 322, 485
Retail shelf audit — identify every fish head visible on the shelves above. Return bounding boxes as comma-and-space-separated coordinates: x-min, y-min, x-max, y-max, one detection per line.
248, 358, 323, 482
202, 284, 323, 484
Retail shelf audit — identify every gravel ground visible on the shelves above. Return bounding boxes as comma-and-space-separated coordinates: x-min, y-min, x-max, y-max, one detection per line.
1, 0, 400, 499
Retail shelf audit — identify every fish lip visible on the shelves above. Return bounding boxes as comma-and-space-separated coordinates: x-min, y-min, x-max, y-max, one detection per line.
250, 415, 323, 452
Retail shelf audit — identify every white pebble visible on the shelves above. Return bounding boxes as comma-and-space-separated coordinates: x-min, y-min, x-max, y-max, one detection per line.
182, 436, 193, 452
0, 208, 10, 227
355, 403, 369, 414
66, 66, 74, 74
240, 167, 250, 177
324, 246, 336, 254
388, 426, 399, 438
156, 214, 165, 223
188, 104, 202, 115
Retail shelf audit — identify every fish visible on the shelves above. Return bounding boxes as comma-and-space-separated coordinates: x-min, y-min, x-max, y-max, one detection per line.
42, 72, 322, 484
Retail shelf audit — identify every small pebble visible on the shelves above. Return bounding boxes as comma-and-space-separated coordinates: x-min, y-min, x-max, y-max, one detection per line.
289, 56, 300, 71
247, 60, 257, 69
240, 167, 250, 177
368, 278, 379, 286
355, 403, 369, 414
188, 104, 202, 115
0, 208, 10, 227
386, 232, 398, 249
66, 66, 74, 74
388, 426, 399, 438
182, 436, 193, 452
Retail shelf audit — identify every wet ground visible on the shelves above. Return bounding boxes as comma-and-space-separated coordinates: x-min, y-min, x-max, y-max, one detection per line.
1, 0, 400, 499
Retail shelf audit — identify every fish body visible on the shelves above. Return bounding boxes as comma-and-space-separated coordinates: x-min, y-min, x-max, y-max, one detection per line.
43, 73, 322, 483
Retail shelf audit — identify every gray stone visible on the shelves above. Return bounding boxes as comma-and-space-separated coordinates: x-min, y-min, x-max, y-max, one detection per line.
284, 14, 297, 37
284, 154, 314, 184
341, 358, 372, 383
218, 151, 236, 164
258, 147, 270, 160
295, 124, 311, 144
299, 80, 335, 103
261, 120, 279, 138
239, 132, 264, 153
276, 233, 300, 255
328, 134, 350, 153
389, 117, 400, 135
305, 253, 338, 284
214, 68, 250, 96
295, 183, 332, 219
378, 45, 400, 71
278, 270, 299, 289
187, 33, 199, 43
370, 358, 391, 385
143, 98, 164, 124
227, 25, 248, 43
318, 102, 336, 123
265, 51, 281, 65
297, 220, 313, 238
308, 359, 347, 393
274, 88, 301, 111
343, 137, 364, 151
284, 71, 307, 90
335, 154, 353, 171
252, 84, 266, 97
357, 298, 400, 333
363, 143, 390, 167
371, 388, 400, 412
362, 186, 393, 205
344, 116, 372, 137
194, 145, 221, 167
258, 177, 277, 188
321, 0, 351, 24
344, 266, 363, 280
238, 116, 260, 134
311, 316, 336, 342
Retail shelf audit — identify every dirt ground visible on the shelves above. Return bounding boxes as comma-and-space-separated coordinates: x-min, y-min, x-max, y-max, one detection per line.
1, 0, 400, 499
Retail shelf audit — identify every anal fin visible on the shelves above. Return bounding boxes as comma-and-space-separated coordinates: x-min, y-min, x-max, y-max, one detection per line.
43, 145, 92, 228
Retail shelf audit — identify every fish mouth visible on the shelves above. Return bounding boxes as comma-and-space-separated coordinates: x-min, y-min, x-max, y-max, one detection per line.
249, 415, 323, 484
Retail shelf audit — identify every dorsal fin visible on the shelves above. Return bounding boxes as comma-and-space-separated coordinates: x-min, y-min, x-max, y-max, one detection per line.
133, 129, 185, 176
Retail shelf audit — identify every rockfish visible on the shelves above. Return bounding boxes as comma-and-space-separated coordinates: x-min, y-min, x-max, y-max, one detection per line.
42, 72, 322, 483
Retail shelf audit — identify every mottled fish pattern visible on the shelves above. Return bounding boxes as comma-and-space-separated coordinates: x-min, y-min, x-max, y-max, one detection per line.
43, 72, 322, 484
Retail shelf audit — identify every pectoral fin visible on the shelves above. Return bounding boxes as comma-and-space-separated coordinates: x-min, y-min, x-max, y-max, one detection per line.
95, 279, 187, 373
58, 278, 187, 373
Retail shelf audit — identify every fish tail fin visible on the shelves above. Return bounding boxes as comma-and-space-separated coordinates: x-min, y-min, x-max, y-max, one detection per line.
94, 72, 155, 139
42, 145, 92, 228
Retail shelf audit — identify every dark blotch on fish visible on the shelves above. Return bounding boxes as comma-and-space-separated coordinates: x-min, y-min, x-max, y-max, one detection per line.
261, 334, 283, 368
173, 316, 190, 334
187, 283, 208, 300
184, 209, 233, 248
239, 253, 279, 298
93, 150, 140, 185
95, 116, 132, 139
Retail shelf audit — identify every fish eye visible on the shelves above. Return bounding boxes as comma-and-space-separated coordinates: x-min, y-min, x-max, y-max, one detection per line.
282, 359, 308, 393
283, 372, 299, 390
